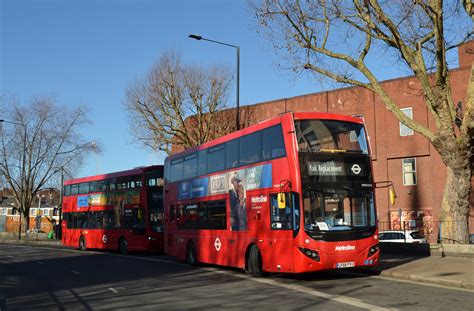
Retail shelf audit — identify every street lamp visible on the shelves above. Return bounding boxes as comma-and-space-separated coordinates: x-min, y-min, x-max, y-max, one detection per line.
57, 167, 65, 240
188, 34, 240, 130
0, 119, 27, 240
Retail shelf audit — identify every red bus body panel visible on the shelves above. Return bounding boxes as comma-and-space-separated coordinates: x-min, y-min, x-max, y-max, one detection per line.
165, 112, 379, 273
62, 165, 164, 252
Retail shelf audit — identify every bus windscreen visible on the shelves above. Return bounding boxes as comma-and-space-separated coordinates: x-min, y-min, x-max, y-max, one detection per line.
295, 120, 368, 154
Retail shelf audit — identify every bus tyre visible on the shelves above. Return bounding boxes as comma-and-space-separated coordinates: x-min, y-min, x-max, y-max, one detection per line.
79, 236, 86, 251
119, 238, 128, 255
248, 245, 263, 277
186, 242, 198, 267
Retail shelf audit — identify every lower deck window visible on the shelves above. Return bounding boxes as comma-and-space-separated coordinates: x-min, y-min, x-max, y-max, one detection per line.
64, 209, 144, 230
177, 200, 226, 230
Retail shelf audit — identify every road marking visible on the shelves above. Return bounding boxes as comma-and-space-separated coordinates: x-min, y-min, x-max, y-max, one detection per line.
108, 287, 119, 294
205, 267, 395, 311
71, 270, 80, 275
37, 261, 45, 265
111, 253, 189, 267
107, 254, 394, 310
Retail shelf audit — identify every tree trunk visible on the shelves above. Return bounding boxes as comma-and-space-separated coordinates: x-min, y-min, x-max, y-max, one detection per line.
440, 164, 472, 244
23, 210, 29, 234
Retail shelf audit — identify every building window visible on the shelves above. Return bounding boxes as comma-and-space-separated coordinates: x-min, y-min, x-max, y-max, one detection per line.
30, 208, 37, 217
0, 208, 6, 216
399, 107, 414, 136
402, 158, 417, 186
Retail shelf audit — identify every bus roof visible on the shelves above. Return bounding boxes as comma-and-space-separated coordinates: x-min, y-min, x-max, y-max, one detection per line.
64, 165, 163, 185
166, 111, 365, 162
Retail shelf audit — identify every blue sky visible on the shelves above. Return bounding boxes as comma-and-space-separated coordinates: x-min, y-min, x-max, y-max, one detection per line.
0, 0, 461, 178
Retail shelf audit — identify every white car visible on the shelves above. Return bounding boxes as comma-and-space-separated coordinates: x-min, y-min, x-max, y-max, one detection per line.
378, 230, 427, 243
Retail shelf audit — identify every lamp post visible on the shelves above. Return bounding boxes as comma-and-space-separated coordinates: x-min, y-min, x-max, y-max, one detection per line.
188, 34, 240, 130
57, 167, 64, 240
0, 119, 27, 240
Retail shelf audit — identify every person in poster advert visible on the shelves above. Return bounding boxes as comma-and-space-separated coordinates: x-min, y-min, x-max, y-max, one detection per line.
229, 173, 247, 230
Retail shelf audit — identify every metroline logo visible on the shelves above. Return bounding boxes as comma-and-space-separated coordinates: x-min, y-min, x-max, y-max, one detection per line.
251, 195, 268, 204
335, 245, 356, 251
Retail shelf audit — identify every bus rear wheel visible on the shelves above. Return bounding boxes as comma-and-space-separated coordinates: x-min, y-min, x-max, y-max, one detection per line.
79, 236, 86, 251
186, 242, 198, 266
248, 245, 263, 277
119, 237, 128, 255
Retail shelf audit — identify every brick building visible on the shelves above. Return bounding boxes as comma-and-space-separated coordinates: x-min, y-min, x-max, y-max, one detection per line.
234, 41, 474, 242
0, 188, 60, 234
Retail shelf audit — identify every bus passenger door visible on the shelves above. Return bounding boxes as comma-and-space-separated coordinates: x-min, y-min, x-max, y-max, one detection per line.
124, 208, 146, 250
265, 193, 299, 273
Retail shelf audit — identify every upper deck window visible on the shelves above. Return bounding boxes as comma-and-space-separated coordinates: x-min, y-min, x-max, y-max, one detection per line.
64, 185, 71, 196
170, 158, 184, 181
226, 139, 239, 168
183, 154, 198, 179
70, 184, 79, 195
263, 125, 286, 160
197, 149, 207, 176
295, 120, 368, 154
147, 170, 164, 187
78, 182, 89, 194
165, 124, 286, 183
207, 144, 225, 173
240, 131, 261, 165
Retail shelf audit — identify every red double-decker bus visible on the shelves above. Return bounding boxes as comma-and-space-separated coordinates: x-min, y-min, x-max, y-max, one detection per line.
164, 112, 380, 275
62, 165, 164, 254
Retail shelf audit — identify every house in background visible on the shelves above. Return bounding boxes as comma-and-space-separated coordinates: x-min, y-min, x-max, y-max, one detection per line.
0, 188, 60, 234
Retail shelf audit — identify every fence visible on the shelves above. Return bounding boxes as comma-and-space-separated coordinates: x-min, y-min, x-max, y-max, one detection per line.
378, 220, 473, 244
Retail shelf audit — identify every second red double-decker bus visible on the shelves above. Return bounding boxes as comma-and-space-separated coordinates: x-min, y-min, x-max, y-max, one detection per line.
62, 165, 164, 254
164, 112, 379, 275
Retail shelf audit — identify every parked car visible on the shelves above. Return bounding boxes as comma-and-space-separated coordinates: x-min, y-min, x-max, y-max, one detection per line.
378, 230, 427, 243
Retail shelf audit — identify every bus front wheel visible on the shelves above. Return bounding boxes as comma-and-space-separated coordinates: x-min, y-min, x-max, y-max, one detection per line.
248, 245, 263, 277
119, 237, 128, 255
79, 236, 86, 251
186, 242, 198, 266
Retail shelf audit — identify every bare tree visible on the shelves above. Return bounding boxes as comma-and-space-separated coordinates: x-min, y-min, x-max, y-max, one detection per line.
0, 96, 100, 233
125, 51, 240, 154
252, 0, 473, 243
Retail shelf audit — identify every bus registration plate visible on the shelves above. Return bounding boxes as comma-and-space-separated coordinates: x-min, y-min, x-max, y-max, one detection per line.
336, 262, 355, 268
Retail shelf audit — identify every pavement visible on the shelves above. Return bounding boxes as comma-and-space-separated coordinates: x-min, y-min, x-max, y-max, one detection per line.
361, 253, 474, 290
1, 237, 473, 290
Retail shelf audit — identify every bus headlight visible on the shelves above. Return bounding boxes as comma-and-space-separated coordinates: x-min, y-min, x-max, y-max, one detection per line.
298, 247, 320, 262
148, 236, 157, 241
368, 244, 379, 257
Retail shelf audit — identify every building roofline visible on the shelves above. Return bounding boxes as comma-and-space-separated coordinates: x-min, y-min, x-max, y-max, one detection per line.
244, 66, 468, 108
